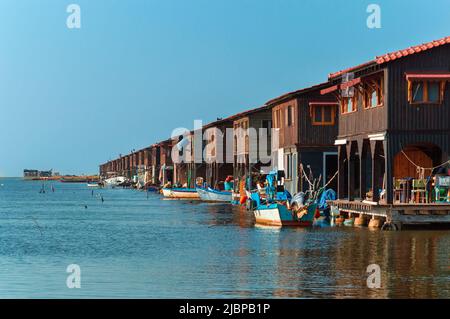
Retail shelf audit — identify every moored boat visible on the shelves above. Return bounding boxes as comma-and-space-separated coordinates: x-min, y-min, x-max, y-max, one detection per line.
196, 187, 232, 202
250, 170, 316, 227
254, 202, 316, 227
103, 176, 128, 187
162, 188, 200, 199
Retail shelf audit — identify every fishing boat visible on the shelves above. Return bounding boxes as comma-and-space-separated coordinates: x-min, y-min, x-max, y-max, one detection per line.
253, 202, 316, 227
161, 188, 200, 199
103, 176, 128, 187
250, 170, 316, 227
196, 187, 232, 202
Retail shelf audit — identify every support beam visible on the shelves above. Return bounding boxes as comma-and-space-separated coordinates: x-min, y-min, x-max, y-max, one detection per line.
346, 142, 355, 201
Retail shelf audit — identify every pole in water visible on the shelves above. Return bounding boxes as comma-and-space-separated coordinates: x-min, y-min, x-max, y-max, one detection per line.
91, 190, 94, 197
101, 195, 104, 203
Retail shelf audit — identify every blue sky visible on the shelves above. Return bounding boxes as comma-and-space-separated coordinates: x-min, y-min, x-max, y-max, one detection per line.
0, 0, 449, 176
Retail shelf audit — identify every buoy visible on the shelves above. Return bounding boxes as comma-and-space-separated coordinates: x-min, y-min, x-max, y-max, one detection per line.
354, 216, 366, 226
368, 218, 382, 228
240, 195, 248, 205
335, 216, 345, 225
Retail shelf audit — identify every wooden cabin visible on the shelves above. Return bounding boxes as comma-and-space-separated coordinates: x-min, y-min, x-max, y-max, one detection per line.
134, 147, 151, 185
202, 118, 234, 188
149, 144, 161, 185
158, 139, 174, 185
267, 82, 339, 195
230, 105, 272, 191
170, 127, 207, 188
328, 36, 450, 228
171, 134, 191, 187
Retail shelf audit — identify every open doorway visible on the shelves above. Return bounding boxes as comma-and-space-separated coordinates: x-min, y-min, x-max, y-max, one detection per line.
323, 152, 338, 191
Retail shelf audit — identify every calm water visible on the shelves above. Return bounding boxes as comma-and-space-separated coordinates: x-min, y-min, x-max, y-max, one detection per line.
0, 178, 448, 298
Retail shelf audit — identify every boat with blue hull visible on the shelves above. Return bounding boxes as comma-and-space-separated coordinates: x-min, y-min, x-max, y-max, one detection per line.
250, 170, 317, 227
254, 202, 316, 227
162, 188, 200, 199
196, 187, 232, 202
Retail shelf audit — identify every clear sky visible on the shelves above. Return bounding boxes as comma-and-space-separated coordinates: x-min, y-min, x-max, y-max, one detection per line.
0, 0, 449, 176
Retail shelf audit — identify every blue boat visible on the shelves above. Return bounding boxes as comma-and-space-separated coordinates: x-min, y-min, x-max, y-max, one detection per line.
250, 170, 317, 227
196, 187, 232, 202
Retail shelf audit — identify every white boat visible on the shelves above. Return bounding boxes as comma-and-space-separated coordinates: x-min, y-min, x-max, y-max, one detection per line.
196, 187, 232, 202
87, 183, 100, 188
104, 176, 127, 187
253, 203, 316, 227
161, 188, 200, 199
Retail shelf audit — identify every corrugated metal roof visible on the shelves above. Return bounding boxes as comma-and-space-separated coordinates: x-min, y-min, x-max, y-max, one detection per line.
329, 35, 450, 79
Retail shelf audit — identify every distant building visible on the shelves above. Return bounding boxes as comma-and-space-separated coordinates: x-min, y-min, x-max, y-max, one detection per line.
23, 169, 39, 178
23, 169, 53, 179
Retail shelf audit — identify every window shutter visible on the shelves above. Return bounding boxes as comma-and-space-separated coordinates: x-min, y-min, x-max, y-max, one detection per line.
407, 80, 412, 103
440, 81, 446, 102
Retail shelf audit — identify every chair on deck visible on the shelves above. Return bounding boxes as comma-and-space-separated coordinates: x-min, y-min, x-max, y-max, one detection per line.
434, 176, 450, 203
411, 179, 428, 204
393, 178, 409, 203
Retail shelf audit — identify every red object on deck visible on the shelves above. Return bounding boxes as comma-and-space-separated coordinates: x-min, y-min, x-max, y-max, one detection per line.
240, 195, 248, 205
314, 208, 321, 219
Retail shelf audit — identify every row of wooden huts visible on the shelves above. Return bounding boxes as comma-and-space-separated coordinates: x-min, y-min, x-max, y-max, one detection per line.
100, 36, 450, 225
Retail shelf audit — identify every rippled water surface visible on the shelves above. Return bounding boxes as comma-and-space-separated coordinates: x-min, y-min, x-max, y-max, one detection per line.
0, 178, 448, 298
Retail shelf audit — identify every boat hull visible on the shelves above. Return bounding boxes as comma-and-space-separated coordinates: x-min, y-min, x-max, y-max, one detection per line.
162, 188, 200, 199
196, 188, 232, 202
253, 203, 315, 227
104, 176, 127, 187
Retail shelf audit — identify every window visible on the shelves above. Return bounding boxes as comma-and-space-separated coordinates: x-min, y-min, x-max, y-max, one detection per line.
428, 82, 440, 102
245, 135, 249, 153
311, 105, 336, 125
364, 77, 384, 109
285, 154, 292, 180
275, 109, 281, 129
210, 134, 215, 157
341, 94, 357, 114
412, 82, 424, 103
262, 120, 272, 136
287, 105, 293, 126
408, 80, 445, 104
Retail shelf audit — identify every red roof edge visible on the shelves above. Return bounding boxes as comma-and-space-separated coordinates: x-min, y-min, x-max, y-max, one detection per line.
329, 35, 450, 80
265, 81, 334, 106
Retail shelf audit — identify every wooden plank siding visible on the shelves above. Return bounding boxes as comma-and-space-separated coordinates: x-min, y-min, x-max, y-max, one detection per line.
272, 99, 298, 149
297, 93, 338, 147
337, 69, 388, 139
388, 44, 450, 133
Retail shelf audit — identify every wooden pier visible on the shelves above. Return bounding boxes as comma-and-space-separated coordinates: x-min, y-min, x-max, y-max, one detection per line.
329, 200, 450, 230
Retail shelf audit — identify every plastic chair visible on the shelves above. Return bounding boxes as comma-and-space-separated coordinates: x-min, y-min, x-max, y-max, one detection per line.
411, 179, 428, 204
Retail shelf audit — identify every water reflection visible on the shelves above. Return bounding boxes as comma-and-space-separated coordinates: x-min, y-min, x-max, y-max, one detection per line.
201, 204, 449, 298
0, 179, 448, 298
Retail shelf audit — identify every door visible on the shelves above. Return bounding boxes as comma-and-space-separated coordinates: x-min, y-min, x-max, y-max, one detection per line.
323, 152, 338, 191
